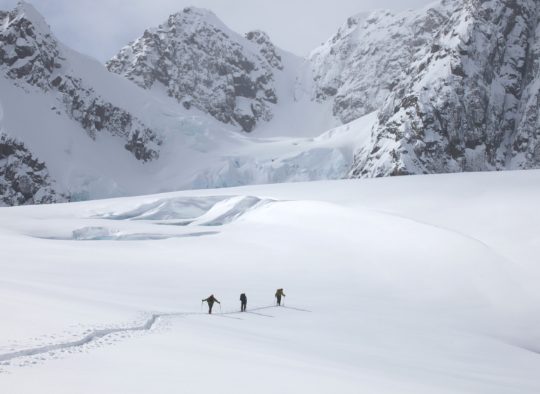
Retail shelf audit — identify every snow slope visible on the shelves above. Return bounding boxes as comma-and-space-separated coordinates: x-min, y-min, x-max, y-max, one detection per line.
1, 170, 540, 393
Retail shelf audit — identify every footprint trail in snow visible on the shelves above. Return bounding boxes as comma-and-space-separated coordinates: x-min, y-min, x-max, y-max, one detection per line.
0, 305, 309, 370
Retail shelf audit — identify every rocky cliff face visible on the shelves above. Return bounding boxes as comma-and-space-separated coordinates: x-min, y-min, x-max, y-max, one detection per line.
107, 7, 282, 132
0, 133, 63, 206
309, 6, 450, 125
342, 0, 540, 177
0, 2, 161, 162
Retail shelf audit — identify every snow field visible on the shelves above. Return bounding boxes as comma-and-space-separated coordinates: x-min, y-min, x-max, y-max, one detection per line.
1, 171, 540, 392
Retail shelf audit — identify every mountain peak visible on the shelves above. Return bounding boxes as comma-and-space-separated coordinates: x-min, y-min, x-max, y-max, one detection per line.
180, 6, 216, 18
166, 6, 230, 33
0, 0, 60, 90
12, 1, 52, 36
107, 6, 282, 132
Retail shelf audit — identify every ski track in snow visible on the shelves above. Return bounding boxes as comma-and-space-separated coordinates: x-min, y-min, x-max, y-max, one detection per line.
245, 311, 275, 318
0, 305, 309, 368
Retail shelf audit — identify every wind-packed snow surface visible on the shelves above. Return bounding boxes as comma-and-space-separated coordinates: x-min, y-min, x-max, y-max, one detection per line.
1, 170, 540, 393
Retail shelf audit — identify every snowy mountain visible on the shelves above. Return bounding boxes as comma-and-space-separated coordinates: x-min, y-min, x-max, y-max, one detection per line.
107, 7, 286, 133
2, 0, 540, 206
0, 1, 345, 206
0, 3, 161, 162
309, 7, 447, 125
337, 0, 540, 176
0, 2, 166, 204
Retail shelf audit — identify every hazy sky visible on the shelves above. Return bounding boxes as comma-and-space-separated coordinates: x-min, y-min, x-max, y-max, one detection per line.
0, 0, 434, 62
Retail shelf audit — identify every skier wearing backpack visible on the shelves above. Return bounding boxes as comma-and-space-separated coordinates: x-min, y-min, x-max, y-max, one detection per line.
240, 293, 247, 312
275, 288, 286, 306
202, 294, 220, 314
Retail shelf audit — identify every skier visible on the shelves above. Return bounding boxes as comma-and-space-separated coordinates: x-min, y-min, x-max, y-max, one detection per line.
239, 293, 247, 312
202, 294, 220, 314
275, 288, 286, 306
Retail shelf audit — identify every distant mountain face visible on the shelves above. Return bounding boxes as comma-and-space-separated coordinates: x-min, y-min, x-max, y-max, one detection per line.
309, 7, 448, 125
2, 0, 540, 206
0, 2, 344, 207
107, 8, 284, 132
0, 2, 167, 204
313, 0, 540, 177
0, 4, 161, 162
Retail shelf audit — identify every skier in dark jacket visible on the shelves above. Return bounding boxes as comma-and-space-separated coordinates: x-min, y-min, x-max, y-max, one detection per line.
202, 294, 220, 314
239, 293, 247, 312
275, 288, 286, 306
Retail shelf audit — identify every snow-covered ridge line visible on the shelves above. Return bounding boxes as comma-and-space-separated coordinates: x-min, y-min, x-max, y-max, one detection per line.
348, 0, 540, 176
0, 2, 162, 162
107, 6, 286, 132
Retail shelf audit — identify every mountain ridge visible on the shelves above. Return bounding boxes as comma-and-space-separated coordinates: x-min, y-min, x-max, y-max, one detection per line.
106, 6, 288, 132
1, 0, 540, 206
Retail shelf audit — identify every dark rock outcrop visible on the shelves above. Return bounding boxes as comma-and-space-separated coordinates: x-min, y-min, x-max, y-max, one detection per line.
349, 0, 540, 176
0, 2, 161, 162
107, 7, 282, 132
0, 133, 64, 206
